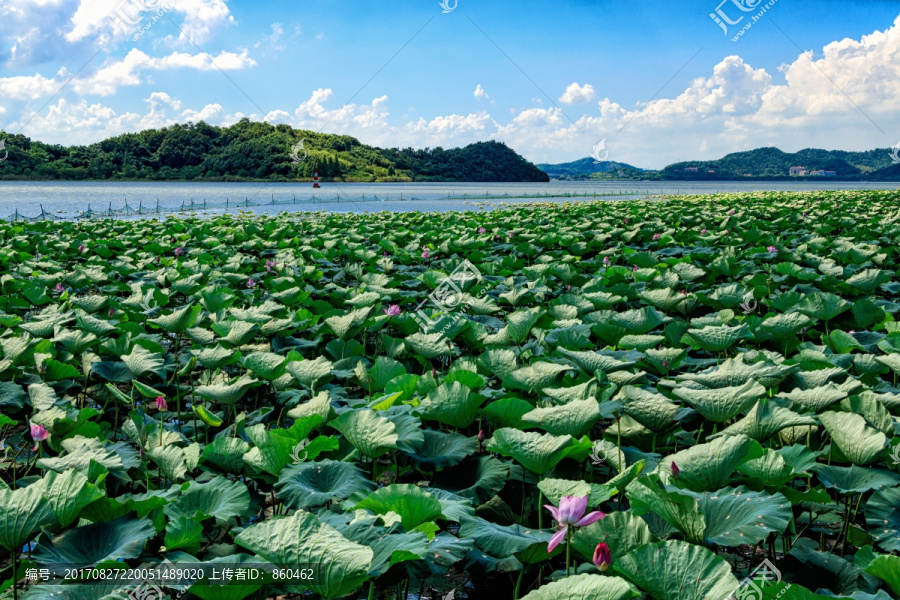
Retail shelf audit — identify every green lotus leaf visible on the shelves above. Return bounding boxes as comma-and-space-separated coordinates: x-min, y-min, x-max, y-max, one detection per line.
235, 511, 373, 599
147, 303, 202, 333
571, 511, 653, 568
736, 448, 799, 486
683, 324, 752, 353
331, 409, 399, 459
32, 516, 155, 565
194, 345, 240, 370
276, 459, 375, 510
864, 486, 900, 552
815, 465, 900, 494
714, 399, 817, 443
614, 540, 740, 600
431, 456, 510, 504
165, 514, 203, 554
556, 348, 636, 374
121, 344, 166, 379
239, 351, 286, 381
865, 555, 900, 596
333, 515, 429, 577
626, 475, 705, 543
356, 356, 406, 393
522, 398, 602, 437
618, 385, 680, 433
405, 429, 477, 469
416, 381, 486, 428
819, 411, 888, 466
506, 307, 545, 343
760, 312, 815, 336
673, 380, 766, 423
477, 348, 519, 381
611, 306, 671, 335
537, 478, 612, 508
201, 437, 250, 474
353, 484, 443, 530
797, 292, 852, 321
677, 357, 795, 389
485, 429, 574, 475
661, 434, 764, 491
193, 404, 224, 427
503, 361, 574, 393
194, 375, 259, 405
164, 476, 251, 523
458, 515, 552, 559
0, 484, 56, 552
679, 486, 792, 547
404, 331, 453, 359
285, 357, 335, 393
520, 573, 636, 600
777, 384, 848, 412
147, 444, 190, 482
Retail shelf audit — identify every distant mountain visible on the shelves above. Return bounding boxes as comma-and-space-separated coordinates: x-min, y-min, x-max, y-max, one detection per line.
0, 120, 549, 183
660, 147, 898, 180
536, 157, 644, 178
539, 147, 900, 181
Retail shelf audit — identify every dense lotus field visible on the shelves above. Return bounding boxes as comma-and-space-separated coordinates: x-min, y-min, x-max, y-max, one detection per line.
2, 190, 900, 600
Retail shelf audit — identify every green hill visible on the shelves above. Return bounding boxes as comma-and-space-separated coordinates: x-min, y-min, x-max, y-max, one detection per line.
660, 147, 897, 179
0, 119, 549, 183
537, 157, 644, 178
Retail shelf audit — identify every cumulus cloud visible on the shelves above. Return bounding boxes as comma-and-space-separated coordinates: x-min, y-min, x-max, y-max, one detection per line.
0, 48, 255, 100
558, 82, 595, 105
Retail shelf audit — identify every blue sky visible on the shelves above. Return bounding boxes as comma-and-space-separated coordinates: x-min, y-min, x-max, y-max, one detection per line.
1, 0, 899, 167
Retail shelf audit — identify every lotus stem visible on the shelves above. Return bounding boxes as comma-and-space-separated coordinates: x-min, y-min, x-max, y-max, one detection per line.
565, 530, 571, 576
514, 566, 525, 599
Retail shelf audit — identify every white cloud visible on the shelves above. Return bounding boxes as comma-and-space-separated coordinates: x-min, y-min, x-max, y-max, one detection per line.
558, 82, 595, 105
474, 84, 488, 100
0, 48, 255, 100
4, 14, 900, 170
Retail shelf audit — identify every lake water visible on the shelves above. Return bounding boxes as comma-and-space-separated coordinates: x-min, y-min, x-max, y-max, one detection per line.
0, 180, 896, 219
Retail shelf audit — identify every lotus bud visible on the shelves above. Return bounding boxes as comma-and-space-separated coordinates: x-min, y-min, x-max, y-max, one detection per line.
155, 396, 168, 411
592, 543, 611, 572
477, 430, 486, 443
671, 461, 680, 478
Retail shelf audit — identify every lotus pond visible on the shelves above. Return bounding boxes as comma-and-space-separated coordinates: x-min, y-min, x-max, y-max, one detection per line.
1, 190, 900, 600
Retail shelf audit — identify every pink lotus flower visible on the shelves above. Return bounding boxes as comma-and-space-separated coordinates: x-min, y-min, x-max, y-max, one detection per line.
624, 219, 629, 224
383, 305, 401, 317
55, 283, 64, 292
265, 259, 276, 273
724, 230, 729, 234
174, 247, 183, 257
30, 423, 49, 451
632, 266, 638, 272
421, 249, 430, 259
383, 252, 389, 257
593, 543, 611, 572
653, 233, 660, 241
701, 229, 707, 234
155, 396, 168, 411
680, 289, 687, 295
603, 256, 610, 265
78, 244, 85, 252
545, 495, 605, 552
365, 237, 370, 241
247, 278, 256, 289
478, 227, 486, 234
849, 330, 856, 334
767, 246, 777, 252
507, 232, 513, 239
728, 209, 735, 215
671, 461, 680, 478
